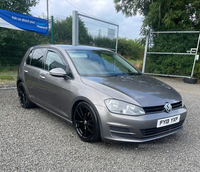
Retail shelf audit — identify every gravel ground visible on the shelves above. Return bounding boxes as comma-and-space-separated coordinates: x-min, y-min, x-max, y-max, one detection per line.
0, 81, 16, 89
0, 78, 200, 172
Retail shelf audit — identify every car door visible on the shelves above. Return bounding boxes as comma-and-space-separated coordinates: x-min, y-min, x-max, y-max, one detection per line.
24, 48, 46, 102
37, 49, 72, 118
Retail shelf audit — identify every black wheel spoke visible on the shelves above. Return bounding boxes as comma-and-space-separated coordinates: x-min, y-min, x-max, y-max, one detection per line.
18, 86, 26, 105
77, 108, 84, 120
86, 112, 91, 120
76, 123, 84, 128
17, 82, 34, 109
84, 127, 88, 137
23, 97, 26, 103
87, 123, 93, 128
74, 102, 100, 142
18, 93, 23, 100
75, 120, 84, 124
79, 107, 84, 118
18, 88, 23, 95
86, 126, 93, 133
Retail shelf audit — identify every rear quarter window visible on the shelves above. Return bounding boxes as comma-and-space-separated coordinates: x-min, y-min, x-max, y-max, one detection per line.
26, 50, 33, 65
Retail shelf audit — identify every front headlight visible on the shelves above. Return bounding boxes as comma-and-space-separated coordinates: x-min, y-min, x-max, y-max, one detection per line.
105, 99, 145, 116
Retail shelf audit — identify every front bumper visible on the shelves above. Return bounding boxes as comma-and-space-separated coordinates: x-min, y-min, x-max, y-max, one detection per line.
95, 105, 187, 143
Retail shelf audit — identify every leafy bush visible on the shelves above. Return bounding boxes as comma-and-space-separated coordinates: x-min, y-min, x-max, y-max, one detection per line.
146, 54, 194, 76
193, 60, 200, 79
93, 36, 116, 50
118, 38, 144, 60
92, 36, 144, 60
145, 33, 200, 79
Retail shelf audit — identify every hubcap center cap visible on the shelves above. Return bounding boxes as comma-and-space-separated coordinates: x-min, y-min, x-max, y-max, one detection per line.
84, 120, 87, 125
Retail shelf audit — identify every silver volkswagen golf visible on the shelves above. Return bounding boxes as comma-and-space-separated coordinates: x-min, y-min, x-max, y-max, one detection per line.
17, 45, 187, 142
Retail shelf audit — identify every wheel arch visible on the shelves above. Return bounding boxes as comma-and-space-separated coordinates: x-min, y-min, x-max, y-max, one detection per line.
17, 77, 24, 87
71, 98, 102, 142
17, 79, 22, 87
71, 97, 102, 126
17, 77, 32, 102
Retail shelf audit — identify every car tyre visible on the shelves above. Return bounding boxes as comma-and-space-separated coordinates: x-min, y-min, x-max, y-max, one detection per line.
17, 82, 34, 108
73, 102, 101, 142
183, 77, 197, 84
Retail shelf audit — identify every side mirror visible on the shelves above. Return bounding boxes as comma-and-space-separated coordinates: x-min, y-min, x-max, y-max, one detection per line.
49, 68, 67, 77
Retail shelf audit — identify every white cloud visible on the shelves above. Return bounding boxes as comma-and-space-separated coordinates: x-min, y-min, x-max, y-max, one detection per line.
30, 0, 143, 39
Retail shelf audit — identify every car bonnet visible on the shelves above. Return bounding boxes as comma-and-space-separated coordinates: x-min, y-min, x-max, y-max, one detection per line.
81, 74, 182, 107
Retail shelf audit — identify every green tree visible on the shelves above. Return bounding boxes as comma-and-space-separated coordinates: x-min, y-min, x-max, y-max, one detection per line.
1, 0, 39, 15
114, 0, 200, 34
52, 16, 93, 45
0, 0, 48, 69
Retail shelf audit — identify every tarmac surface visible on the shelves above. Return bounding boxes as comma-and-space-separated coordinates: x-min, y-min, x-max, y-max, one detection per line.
0, 77, 200, 171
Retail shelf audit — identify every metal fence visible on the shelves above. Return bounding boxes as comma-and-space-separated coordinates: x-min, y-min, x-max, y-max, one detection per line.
72, 11, 119, 52
142, 31, 200, 78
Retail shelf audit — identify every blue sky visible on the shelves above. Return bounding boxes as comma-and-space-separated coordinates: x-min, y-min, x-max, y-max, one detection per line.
30, 0, 143, 40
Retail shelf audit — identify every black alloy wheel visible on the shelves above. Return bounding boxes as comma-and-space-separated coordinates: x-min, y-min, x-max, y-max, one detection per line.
73, 102, 101, 142
17, 82, 34, 108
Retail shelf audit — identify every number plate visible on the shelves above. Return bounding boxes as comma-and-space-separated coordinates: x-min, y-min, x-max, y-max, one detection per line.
157, 115, 180, 128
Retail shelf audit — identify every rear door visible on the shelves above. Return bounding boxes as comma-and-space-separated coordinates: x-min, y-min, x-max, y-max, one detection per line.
24, 48, 46, 102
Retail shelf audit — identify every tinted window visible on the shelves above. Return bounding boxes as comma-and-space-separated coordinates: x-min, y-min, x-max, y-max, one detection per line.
67, 50, 139, 76
26, 50, 33, 65
45, 51, 66, 71
30, 48, 46, 68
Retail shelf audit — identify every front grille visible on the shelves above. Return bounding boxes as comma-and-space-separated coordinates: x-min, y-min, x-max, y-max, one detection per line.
172, 101, 182, 108
143, 105, 164, 113
143, 101, 182, 113
140, 120, 184, 137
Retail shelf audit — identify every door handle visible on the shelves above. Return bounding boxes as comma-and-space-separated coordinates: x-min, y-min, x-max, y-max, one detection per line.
39, 75, 45, 79
24, 70, 28, 73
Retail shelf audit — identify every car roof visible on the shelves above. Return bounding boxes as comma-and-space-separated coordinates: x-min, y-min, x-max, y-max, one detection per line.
32, 44, 112, 51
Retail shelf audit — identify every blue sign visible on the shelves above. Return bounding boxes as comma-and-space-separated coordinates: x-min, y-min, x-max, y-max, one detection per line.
0, 9, 49, 35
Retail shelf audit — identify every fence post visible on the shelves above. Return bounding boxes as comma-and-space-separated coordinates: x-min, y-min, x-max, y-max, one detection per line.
72, 11, 79, 46
191, 33, 200, 78
115, 25, 119, 53
142, 32, 149, 73
51, 16, 54, 44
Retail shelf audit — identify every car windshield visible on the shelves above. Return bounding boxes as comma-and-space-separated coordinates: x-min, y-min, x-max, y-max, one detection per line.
66, 50, 139, 77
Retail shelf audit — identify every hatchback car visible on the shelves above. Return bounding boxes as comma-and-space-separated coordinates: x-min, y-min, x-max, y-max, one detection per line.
17, 44, 187, 142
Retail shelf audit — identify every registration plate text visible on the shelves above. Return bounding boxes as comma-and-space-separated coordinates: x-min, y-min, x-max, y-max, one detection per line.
157, 115, 180, 128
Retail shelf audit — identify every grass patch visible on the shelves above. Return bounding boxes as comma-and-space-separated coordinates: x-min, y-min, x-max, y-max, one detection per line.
0, 66, 18, 84
0, 75, 14, 80
0, 66, 18, 73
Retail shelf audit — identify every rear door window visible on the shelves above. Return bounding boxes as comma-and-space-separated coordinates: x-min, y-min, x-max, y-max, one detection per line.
30, 48, 46, 68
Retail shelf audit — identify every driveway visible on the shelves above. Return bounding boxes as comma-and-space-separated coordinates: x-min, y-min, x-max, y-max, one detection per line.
0, 77, 200, 171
